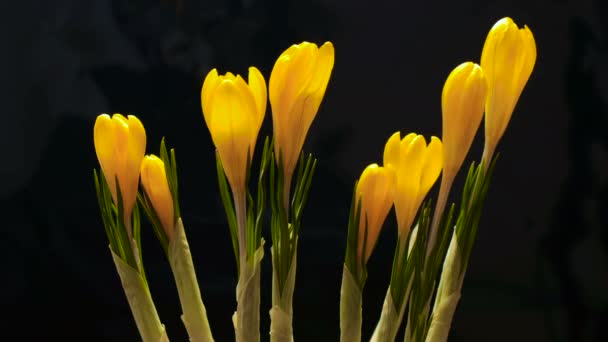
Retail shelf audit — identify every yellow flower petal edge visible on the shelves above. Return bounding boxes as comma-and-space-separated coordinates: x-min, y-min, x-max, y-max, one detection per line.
140, 155, 175, 241
200, 67, 267, 194
269, 41, 335, 188
356, 163, 396, 263
94, 113, 147, 227
481, 17, 537, 160
384, 132, 443, 238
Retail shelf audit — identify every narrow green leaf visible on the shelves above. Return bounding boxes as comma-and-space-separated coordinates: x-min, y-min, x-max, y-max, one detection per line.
137, 192, 169, 256
170, 148, 181, 219
94, 169, 118, 251
215, 152, 239, 274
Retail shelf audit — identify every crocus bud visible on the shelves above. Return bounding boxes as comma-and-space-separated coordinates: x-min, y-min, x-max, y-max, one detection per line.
441, 62, 487, 181
481, 17, 537, 160
269, 41, 335, 186
355, 164, 396, 263
140, 155, 175, 241
94, 113, 146, 226
383, 132, 443, 238
201, 67, 267, 195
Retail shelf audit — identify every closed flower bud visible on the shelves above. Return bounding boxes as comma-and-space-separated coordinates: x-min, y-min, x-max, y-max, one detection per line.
356, 164, 396, 263
140, 155, 175, 241
441, 62, 488, 181
269, 41, 335, 186
383, 132, 443, 237
481, 17, 537, 159
94, 113, 146, 226
201, 67, 267, 194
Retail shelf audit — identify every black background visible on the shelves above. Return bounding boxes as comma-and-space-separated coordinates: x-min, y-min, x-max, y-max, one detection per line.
1, 0, 607, 341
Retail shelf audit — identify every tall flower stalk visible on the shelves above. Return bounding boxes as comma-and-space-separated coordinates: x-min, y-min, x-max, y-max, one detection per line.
340, 164, 395, 342
371, 133, 443, 342
201, 67, 268, 342
425, 17, 536, 342
268, 41, 335, 342
139, 140, 214, 342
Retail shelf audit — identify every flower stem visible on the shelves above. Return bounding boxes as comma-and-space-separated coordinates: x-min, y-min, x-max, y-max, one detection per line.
340, 266, 362, 342
168, 218, 214, 342
426, 175, 454, 260
111, 248, 167, 342
233, 190, 247, 273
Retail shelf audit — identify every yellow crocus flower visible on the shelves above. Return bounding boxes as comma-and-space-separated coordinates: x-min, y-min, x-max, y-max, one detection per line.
383, 132, 443, 238
481, 17, 536, 161
94, 113, 146, 228
355, 163, 396, 263
269, 41, 335, 187
441, 62, 488, 181
201, 67, 267, 194
140, 155, 175, 241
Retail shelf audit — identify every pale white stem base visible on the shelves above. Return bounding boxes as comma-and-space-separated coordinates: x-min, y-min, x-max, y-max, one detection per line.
339, 265, 362, 342
111, 247, 168, 342
425, 232, 465, 342
168, 218, 214, 342
269, 246, 297, 342
370, 289, 407, 342
233, 242, 265, 342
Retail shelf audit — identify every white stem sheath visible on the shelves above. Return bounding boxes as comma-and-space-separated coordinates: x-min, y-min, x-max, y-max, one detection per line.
168, 218, 214, 342
269, 245, 298, 342
425, 232, 465, 342
111, 248, 168, 342
339, 265, 362, 342
233, 243, 265, 342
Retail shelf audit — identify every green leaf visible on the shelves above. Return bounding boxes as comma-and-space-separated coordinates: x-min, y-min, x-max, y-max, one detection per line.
216, 151, 240, 275
137, 192, 169, 256
93, 169, 117, 251
113, 175, 137, 269
344, 181, 361, 284
132, 200, 148, 284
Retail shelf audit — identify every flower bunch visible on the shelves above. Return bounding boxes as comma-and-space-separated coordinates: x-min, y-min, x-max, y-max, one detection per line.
89, 15, 535, 342
338, 17, 536, 342
200, 42, 334, 342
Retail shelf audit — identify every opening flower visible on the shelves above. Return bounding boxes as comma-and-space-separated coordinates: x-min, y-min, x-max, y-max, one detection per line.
201, 67, 267, 194
383, 132, 443, 238
94, 113, 146, 228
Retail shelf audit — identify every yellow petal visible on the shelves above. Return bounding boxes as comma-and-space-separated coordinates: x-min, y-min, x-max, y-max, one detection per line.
111, 114, 130, 198
281, 43, 318, 116
419, 136, 443, 197
123, 115, 146, 217
269, 55, 293, 122
401, 135, 426, 191
248, 66, 267, 128
299, 41, 335, 130
201, 68, 220, 129
209, 79, 256, 193
305, 41, 335, 101
383, 131, 401, 167
94, 114, 116, 197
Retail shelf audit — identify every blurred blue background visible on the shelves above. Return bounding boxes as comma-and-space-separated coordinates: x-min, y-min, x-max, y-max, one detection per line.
0, 0, 606, 340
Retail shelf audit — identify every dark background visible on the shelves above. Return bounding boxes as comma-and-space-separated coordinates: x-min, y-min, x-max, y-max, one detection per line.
1, 0, 607, 340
